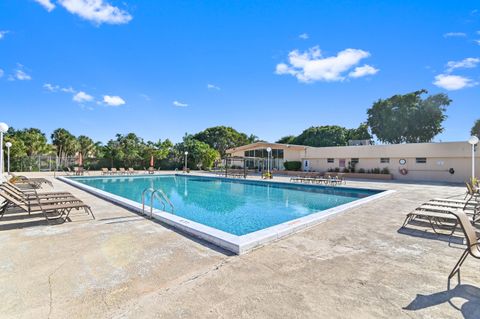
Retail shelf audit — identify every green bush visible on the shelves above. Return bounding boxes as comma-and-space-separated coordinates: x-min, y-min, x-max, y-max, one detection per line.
343, 167, 349, 173
334, 167, 340, 172
381, 167, 390, 174
372, 168, 381, 174
283, 161, 301, 171
358, 168, 365, 173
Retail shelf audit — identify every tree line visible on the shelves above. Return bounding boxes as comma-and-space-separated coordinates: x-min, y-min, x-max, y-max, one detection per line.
2, 126, 257, 172
4, 89, 472, 172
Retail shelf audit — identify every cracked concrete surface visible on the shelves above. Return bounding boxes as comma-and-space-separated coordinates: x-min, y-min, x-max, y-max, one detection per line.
0, 172, 479, 318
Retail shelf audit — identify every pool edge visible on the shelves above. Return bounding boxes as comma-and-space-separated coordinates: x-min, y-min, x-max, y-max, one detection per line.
57, 175, 395, 255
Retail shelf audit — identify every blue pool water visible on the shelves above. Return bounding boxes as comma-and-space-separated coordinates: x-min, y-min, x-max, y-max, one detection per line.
71, 175, 382, 236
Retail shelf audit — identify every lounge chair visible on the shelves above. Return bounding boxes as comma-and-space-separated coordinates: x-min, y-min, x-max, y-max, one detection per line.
127, 168, 135, 174
119, 168, 127, 175
0, 189, 94, 222
110, 168, 118, 175
11, 174, 53, 187
465, 182, 480, 203
148, 167, 155, 174
101, 168, 109, 175
3, 182, 72, 199
402, 204, 480, 237
448, 210, 480, 280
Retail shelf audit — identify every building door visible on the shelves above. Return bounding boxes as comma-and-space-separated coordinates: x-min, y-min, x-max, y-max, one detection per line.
339, 159, 346, 168
303, 160, 309, 171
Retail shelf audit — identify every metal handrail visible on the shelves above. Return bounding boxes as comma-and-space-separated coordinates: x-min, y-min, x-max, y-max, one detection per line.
141, 187, 175, 218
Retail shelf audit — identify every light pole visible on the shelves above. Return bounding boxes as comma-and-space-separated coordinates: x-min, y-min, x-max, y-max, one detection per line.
184, 151, 188, 173
266, 147, 272, 175
5, 142, 12, 175
0, 122, 9, 179
468, 136, 479, 182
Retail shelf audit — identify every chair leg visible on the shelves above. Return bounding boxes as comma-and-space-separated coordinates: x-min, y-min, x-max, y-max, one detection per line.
448, 249, 469, 279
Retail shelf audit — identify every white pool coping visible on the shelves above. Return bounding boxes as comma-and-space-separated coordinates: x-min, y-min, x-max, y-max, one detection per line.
57, 175, 395, 255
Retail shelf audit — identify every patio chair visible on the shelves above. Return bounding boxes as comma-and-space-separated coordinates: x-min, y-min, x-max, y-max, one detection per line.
101, 168, 109, 175
448, 210, 480, 280
464, 182, 480, 203
110, 168, 118, 175
148, 167, 155, 174
0, 189, 94, 222
3, 182, 72, 199
128, 168, 135, 174
119, 168, 127, 175
0, 186, 80, 208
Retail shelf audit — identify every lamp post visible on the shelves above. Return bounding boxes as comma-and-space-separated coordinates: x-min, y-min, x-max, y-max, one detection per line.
184, 151, 188, 173
5, 142, 12, 175
0, 122, 9, 179
266, 147, 272, 175
468, 136, 479, 181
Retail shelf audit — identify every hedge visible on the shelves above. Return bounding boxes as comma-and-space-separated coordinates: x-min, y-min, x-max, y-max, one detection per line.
284, 161, 301, 171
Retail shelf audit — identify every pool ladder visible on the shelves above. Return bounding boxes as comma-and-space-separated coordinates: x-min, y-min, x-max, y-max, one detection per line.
141, 187, 175, 218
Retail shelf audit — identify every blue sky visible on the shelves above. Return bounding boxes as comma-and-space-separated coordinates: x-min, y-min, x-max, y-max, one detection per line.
0, 0, 479, 144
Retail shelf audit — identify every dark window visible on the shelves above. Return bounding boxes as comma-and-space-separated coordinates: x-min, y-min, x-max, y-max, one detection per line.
380, 158, 390, 163
351, 158, 359, 164
416, 157, 427, 164
327, 158, 334, 163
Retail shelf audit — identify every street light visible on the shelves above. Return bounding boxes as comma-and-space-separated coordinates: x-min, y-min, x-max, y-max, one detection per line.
184, 151, 188, 173
0, 122, 9, 179
5, 141, 12, 175
468, 136, 479, 181
266, 147, 272, 175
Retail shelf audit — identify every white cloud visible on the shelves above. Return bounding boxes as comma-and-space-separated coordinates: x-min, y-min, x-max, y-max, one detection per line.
0, 30, 9, 40
173, 100, 188, 107
299, 33, 309, 40
0, 69, 3, 78
34, 0, 56, 12
140, 93, 151, 101
73, 91, 94, 103
275, 46, 375, 82
58, 0, 132, 25
61, 86, 76, 93
348, 64, 379, 78
445, 57, 480, 72
207, 83, 220, 90
15, 70, 32, 81
443, 32, 467, 38
433, 74, 477, 90
103, 95, 126, 106
43, 83, 60, 92
475, 40, 480, 45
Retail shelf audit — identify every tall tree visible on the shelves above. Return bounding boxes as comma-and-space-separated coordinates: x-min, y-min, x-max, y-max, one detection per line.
367, 89, 451, 143
16, 128, 51, 156
193, 126, 252, 157
51, 128, 77, 166
276, 135, 296, 144
77, 135, 96, 159
471, 119, 480, 138
175, 134, 219, 169
346, 123, 372, 142
293, 126, 347, 147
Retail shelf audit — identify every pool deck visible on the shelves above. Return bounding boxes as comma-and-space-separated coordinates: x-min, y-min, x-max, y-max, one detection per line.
1, 171, 479, 318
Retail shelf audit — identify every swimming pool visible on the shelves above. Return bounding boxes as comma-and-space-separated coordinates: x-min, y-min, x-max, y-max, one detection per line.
59, 174, 391, 254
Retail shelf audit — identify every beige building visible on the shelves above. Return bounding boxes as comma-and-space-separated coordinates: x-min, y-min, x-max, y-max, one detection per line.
226, 141, 479, 183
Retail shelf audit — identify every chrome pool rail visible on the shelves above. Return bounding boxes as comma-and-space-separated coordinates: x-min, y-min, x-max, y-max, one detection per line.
141, 187, 175, 218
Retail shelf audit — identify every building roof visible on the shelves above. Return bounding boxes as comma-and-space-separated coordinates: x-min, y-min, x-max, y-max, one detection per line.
226, 142, 307, 154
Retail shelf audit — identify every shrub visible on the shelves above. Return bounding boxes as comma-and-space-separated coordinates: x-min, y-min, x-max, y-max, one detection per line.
343, 167, 349, 173
358, 168, 365, 173
372, 168, 381, 174
334, 167, 340, 172
381, 167, 390, 174
283, 161, 302, 171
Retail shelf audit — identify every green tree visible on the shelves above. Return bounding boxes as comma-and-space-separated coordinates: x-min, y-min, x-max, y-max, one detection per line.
16, 128, 51, 156
51, 128, 77, 167
193, 126, 252, 157
175, 135, 219, 169
346, 123, 372, 142
77, 135, 96, 159
276, 135, 296, 144
471, 119, 480, 138
367, 89, 451, 143
293, 126, 347, 147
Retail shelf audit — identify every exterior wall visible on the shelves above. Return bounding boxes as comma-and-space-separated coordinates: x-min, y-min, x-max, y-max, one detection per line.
226, 141, 479, 183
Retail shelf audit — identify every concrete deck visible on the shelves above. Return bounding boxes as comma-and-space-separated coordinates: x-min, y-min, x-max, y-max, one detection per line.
1, 171, 479, 318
